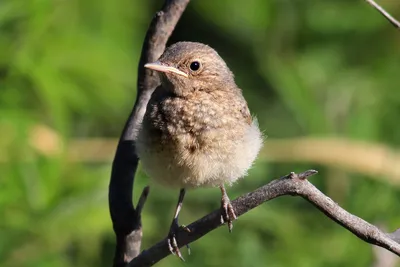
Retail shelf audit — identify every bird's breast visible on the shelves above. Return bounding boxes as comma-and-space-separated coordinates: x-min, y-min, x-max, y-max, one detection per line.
136, 91, 262, 188
157, 94, 246, 146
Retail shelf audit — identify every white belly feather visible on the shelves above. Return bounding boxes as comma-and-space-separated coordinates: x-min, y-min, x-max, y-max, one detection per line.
136, 119, 263, 188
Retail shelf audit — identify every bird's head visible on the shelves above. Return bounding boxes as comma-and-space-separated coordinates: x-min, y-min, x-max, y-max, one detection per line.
144, 42, 235, 97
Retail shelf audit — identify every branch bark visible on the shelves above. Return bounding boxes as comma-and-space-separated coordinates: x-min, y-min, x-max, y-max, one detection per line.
129, 170, 400, 267
108, 1, 190, 266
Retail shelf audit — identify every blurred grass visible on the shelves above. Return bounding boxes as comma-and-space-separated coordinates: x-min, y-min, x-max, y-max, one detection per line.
1, 0, 400, 267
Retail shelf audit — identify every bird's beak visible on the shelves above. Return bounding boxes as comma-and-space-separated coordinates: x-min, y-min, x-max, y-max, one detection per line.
144, 61, 188, 78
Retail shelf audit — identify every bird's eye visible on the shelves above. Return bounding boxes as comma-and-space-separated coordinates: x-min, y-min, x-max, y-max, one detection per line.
189, 61, 201, 71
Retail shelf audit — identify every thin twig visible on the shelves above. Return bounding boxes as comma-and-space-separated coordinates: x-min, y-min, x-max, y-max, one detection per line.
365, 0, 400, 29
129, 170, 400, 267
108, 1, 190, 266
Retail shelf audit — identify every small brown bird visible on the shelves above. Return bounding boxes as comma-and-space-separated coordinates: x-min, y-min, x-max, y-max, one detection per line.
136, 42, 263, 259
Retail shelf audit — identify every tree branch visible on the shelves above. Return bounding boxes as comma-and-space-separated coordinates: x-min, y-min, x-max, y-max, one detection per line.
108, 1, 190, 266
129, 170, 400, 267
365, 0, 400, 29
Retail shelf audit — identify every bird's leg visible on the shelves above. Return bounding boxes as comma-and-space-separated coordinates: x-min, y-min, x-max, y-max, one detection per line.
219, 185, 237, 232
167, 188, 191, 261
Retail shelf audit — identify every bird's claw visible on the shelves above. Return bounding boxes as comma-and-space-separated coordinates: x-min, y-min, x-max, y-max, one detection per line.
167, 231, 184, 261
220, 195, 237, 232
167, 221, 191, 260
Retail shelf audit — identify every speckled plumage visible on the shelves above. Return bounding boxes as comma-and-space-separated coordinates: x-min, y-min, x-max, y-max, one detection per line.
136, 42, 263, 189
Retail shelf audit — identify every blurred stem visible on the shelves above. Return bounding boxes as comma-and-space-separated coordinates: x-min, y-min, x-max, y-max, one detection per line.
6, 124, 400, 186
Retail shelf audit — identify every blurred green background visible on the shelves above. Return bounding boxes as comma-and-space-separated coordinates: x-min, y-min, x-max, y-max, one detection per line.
1, 0, 400, 266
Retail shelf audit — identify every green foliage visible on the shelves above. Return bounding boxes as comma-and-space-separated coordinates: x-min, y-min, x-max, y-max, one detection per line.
1, 0, 400, 266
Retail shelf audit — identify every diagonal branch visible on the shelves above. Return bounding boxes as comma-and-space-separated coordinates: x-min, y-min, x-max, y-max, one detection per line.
129, 170, 400, 267
365, 0, 400, 29
108, 1, 190, 266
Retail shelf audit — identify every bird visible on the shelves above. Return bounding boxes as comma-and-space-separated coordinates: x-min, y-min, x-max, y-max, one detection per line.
136, 41, 263, 260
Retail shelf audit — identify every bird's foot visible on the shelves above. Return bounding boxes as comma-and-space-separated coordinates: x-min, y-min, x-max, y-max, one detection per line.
167, 219, 191, 261
220, 194, 237, 232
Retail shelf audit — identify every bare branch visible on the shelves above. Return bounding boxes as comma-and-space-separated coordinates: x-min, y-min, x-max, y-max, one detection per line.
365, 0, 400, 29
129, 170, 400, 267
108, 1, 190, 266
